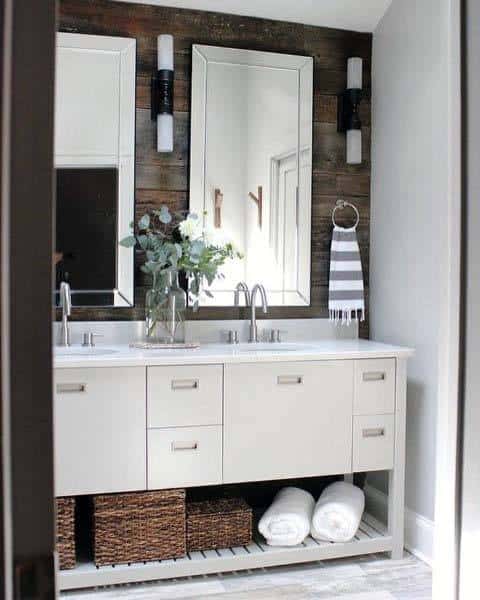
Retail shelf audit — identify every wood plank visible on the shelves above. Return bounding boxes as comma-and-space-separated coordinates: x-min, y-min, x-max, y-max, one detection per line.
58, 0, 371, 329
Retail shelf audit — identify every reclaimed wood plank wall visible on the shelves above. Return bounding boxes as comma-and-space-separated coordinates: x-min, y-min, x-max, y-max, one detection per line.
58, 0, 372, 337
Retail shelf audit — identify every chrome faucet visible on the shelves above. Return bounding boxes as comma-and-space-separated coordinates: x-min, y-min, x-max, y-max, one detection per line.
59, 281, 72, 347
234, 281, 251, 307
249, 284, 268, 343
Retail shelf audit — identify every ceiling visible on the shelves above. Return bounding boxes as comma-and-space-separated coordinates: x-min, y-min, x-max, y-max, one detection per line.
115, 0, 393, 33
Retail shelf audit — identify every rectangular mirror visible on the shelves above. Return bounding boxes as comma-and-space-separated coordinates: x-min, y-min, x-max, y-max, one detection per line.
54, 33, 136, 307
190, 45, 313, 306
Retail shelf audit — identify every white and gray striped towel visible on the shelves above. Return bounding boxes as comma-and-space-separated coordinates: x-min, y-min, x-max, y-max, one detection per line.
329, 225, 365, 325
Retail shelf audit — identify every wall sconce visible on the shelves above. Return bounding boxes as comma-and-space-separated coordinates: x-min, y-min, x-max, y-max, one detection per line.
337, 57, 363, 165
151, 34, 174, 153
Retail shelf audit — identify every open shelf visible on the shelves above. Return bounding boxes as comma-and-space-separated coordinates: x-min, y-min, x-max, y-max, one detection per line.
57, 514, 392, 591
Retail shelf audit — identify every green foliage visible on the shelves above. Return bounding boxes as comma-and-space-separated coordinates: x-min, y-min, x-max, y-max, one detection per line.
119, 206, 242, 309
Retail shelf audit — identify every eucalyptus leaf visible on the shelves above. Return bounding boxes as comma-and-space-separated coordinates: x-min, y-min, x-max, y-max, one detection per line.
138, 214, 150, 229
138, 235, 149, 250
191, 240, 204, 255
159, 208, 172, 224
119, 235, 137, 248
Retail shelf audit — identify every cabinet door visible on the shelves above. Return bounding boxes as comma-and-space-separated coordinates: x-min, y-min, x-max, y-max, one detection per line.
224, 361, 353, 483
54, 367, 146, 496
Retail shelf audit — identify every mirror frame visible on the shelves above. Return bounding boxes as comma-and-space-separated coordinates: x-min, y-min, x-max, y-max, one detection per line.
55, 33, 136, 307
189, 44, 313, 307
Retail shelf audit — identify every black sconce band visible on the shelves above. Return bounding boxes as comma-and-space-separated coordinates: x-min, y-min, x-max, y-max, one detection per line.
337, 88, 362, 132
151, 69, 174, 121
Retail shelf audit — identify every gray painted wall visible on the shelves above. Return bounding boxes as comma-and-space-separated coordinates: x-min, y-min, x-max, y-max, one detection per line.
369, 0, 450, 522
459, 1, 480, 596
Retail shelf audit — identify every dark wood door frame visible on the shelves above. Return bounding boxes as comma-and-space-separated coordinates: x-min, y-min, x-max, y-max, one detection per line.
1, 0, 57, 597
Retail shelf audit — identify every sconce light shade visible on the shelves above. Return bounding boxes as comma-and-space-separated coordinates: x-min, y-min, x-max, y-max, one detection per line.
346, 129, 362, 165
347, 57, 363, 90
157, 113, 174, 153
338, 57, 363, 165
157, 34, 174, 70
151, 35, 174, 153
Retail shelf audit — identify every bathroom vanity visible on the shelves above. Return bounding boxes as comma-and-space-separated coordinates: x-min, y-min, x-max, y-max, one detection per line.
51, 22, 407, 593
54, 339, 412, 590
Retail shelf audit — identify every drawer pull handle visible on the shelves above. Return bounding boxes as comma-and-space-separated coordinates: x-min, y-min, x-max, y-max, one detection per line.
171, 379, 199, 390
362, 371, 386, 382
362, 427, 385, 438
171, 441, 198, 452
277, 375, 303, 385
56, 383, 86, 394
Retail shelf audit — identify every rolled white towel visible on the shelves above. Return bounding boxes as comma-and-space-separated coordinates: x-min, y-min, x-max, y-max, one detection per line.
311, 481, 365, 543
258, 487, 315, 547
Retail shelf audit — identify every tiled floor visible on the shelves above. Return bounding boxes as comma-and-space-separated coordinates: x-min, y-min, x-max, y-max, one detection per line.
62, 552, 432, 599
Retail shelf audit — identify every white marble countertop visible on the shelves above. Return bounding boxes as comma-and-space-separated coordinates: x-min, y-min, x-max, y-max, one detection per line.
54, 339, 414, 369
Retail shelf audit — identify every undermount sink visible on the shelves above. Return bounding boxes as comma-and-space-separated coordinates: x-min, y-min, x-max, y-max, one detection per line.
55, 347, 118, 357
233, 343, 311, 353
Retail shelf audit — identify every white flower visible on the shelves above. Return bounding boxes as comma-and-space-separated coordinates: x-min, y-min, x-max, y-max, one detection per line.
202, 225, 221, 246
178, 217, 201, 240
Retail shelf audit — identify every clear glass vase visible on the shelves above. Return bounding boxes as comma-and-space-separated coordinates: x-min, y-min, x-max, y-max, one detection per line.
145, 270, 186, 344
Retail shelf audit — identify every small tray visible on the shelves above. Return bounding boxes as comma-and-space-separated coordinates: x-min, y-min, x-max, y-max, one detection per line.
130, 342, 200, 350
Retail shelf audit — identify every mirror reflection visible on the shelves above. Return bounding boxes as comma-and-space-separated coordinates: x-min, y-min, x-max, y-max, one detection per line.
190, 45, 313, 306
54, 33, 136, 307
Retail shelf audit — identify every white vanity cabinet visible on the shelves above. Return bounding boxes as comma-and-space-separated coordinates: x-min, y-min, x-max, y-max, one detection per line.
55, 341, 411, 591
223, 361, 354, 483
54, 367, 146, 496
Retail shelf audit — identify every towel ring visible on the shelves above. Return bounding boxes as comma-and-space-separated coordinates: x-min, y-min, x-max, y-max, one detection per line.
332, 199, 360, 229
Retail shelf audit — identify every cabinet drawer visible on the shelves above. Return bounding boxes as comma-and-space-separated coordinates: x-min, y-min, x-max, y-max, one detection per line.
54, 367, 146, 496
147, 365, 223, 428
354, 359, 395, 415
224, 361, 353, 483
353, 415, 394, 471
148, 426, 222, 489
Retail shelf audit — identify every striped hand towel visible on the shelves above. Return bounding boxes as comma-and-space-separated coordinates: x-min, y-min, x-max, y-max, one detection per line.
329, 226, 365, 325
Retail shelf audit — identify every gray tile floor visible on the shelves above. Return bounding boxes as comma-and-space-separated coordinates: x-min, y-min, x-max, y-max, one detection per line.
62, 552, 432, 599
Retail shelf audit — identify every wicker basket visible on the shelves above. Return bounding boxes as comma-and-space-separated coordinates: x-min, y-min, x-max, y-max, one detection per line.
92, 489, 186, 566
187, 497, 252, 552
56, 497, 76, 570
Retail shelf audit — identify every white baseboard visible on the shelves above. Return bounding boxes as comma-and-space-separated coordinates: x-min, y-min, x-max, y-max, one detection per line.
364, 484, 434, 566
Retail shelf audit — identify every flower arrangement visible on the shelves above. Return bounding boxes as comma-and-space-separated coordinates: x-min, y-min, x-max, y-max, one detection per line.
120, 206, 241, 310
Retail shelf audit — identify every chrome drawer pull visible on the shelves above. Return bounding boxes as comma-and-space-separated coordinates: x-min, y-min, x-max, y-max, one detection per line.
56, 383, 86, 394
171, 441, 198, 452
171, 379, 199, 390
277, 375, 303, 385
362, 427, 385, 438
362, 371, 386, 382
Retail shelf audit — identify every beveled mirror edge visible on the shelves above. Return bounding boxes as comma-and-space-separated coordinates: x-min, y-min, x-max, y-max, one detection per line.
189, 44, 313, 307
55, 33, 136, 307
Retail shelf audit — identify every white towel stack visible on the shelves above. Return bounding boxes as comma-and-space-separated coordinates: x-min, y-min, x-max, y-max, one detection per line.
258, 487, 315, 547
310, 481, 365, 543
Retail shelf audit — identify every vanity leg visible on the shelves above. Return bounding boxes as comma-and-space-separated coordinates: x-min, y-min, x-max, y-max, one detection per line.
388, 358, 407, 559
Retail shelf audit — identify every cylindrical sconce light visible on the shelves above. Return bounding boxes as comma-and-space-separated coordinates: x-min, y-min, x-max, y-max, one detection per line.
151, 34, 174, 153
338, 57, 363, 165
347, 57, 363, 90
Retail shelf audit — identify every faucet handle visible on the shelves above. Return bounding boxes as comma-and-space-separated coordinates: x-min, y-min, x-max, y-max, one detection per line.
269, 329, 287, 343
222, 329, 239, 344
228, 330, 239, 344
82, 332, 103, 347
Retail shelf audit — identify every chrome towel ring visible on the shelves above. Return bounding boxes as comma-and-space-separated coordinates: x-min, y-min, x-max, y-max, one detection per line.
332, 199, 360, 228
